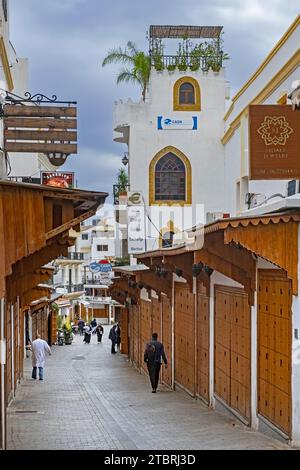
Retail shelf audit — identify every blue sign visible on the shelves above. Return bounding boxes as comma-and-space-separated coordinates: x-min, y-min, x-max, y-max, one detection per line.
157, 116, 197, 130
89, 262, 101, 273
99, 263, 112, 273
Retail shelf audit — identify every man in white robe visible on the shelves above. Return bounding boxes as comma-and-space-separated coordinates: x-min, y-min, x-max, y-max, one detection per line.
31, 334, 52, 381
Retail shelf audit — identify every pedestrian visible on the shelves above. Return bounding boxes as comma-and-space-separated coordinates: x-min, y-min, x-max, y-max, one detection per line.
78, 319, 85, 336
96, 323, 104, 343
31, 334, 52, 381
90, 318, 97, 334
108, 324, 118, 354
83, 325, 92, 344
116, 322, 121, 351
144, 332, 167, 393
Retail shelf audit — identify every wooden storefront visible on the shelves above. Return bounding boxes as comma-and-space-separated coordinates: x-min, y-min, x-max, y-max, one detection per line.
258, 270, 292, 436
140, 299, 151, 372
214, 285, 251, 422
174, 282, 195, 395
120, 308, 129, 355
162, 295, 172, 386
0, 180, 107, 449
197, 281, 210, 402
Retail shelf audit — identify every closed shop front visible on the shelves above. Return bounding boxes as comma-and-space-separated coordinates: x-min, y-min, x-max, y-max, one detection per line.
258, 270, 292, 436
162, 295, 172, 386
140, 299, 151, 372
174, 283, 195, 395
120, 308, 129, 355
214, 286, 251, 422
151, 297, 161, 339
129, 305, 140, 368
197, 282, 210, 402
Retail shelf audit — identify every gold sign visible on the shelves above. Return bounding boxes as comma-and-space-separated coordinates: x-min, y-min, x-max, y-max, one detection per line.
249, 105, 300, 180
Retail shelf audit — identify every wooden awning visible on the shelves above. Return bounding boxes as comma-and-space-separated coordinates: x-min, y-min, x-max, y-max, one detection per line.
136, 211, 300, 302
0, 181, 108, 302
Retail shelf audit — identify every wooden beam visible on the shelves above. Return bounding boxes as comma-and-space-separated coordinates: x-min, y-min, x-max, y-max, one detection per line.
163, 252, 194, 292
4, 118, 77, 129
46, 207, 98, 240
136, 270, 172, 299
5, 130, 77, 141
5, 142, 77, 154
4, 105, 77, 118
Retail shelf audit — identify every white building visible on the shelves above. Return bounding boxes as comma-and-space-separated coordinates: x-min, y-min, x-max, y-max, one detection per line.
113, 26, 228, 250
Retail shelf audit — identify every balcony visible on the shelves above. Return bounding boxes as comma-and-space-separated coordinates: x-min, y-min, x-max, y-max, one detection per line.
150, 53, 223, 72
56, 252, 85, 262
66, 284, 84, 293
113, 184, 130, 205
7, 176, 41, 184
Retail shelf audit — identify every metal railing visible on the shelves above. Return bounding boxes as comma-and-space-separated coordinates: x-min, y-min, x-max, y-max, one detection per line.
7, 176, 41, 184
113, 184, 130, 205
151, 54, 223, 71
66, 284, 84, 293
68, 252, 85, 260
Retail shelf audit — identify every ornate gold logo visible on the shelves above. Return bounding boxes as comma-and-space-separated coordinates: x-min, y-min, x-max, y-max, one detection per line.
257, 116, 294, 146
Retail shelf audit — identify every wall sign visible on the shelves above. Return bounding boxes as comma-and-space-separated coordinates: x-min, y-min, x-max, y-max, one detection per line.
41, 171, 74, 188
157, 116, 197, 130
249, 105, 300, 180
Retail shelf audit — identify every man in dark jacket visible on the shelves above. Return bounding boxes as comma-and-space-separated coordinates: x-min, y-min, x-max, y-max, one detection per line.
144, 332, 167, 393
109, 324, 118, 354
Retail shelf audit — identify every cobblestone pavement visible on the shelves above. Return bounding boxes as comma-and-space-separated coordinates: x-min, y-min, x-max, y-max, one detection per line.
7, 327, 289, 450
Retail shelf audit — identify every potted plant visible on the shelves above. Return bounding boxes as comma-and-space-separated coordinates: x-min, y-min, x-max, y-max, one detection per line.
63, 324, 73, 345
116, 168, 129, 196
167, 64, 176, 72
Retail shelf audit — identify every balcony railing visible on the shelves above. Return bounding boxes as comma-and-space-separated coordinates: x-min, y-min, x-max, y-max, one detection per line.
113, 184, 130, 205
151, 54, 223, 71
68, 252, 85, 260
83, 278, 110, 286
57, 252, 85, 261
66, 284, 84, 293
7, 176, 41, 184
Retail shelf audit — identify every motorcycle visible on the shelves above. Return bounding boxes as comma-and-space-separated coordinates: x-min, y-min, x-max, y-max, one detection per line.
57, 329, 65, 346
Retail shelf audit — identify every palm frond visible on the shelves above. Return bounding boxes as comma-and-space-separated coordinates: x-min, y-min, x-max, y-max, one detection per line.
116, 68, 142, 86
102, 47, 134, 67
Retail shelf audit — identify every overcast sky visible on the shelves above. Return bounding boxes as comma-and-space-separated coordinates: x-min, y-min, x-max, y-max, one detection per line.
9, 0, 299, 201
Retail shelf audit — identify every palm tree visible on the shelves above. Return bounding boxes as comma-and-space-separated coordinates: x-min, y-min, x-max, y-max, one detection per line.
102, 41, 151, 101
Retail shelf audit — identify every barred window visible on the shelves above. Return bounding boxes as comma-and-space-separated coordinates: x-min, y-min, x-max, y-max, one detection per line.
155, 153, 185, 201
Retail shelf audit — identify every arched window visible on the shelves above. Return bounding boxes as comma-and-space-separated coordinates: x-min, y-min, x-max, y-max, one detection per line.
155, 152, 185, 201
173, 76, 201, 111
179, 82, 195, 105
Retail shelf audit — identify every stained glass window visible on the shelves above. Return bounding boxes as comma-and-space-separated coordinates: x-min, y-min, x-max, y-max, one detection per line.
155, 153, 186, 201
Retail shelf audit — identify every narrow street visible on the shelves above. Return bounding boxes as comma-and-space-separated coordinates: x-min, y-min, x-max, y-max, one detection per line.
7, 327, 289, 450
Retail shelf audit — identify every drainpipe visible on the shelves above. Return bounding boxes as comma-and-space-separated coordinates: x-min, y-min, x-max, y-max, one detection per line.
0, 298, 6, 450
171, 275, 175, 390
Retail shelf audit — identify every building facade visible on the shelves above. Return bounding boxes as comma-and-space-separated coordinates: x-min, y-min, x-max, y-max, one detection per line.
110, 17, 300, 446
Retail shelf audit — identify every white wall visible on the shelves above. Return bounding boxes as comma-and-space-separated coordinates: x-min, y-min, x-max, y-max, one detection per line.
114, 68, 227, 222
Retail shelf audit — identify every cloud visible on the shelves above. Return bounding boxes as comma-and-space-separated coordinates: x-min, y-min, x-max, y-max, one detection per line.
9, 0, 300, 194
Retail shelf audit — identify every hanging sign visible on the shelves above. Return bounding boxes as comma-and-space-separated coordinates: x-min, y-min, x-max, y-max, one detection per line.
4, 104, 77, 154
98, 260, 112, 273
249, 105, 300, 180
157, 115, 197, 130
41, 171, 74, 188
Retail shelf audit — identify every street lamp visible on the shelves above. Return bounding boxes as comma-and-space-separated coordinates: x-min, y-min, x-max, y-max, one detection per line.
122, 152, 129, 166
47, 152, 70, 167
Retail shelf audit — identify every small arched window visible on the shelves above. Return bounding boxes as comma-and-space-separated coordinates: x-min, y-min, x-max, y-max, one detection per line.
173, 76, 201, 111
179, 82, 195, 105
155, 152, 185, 201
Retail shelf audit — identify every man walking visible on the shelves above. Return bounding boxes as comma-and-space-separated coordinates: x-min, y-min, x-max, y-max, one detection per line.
109, 324, 118, 354
144, 332, 167, 393
31, 334, 52, 381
